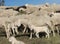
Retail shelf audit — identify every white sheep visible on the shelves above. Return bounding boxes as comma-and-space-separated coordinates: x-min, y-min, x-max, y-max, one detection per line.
8, 23, 19, 36
9, 36, 25, 44
9, 18, 28, 36
50, 12, 60, 35
4, 18, 20, 37
29, 24, 50, 39
7, 17, 22, 36
14, 18, 30, 33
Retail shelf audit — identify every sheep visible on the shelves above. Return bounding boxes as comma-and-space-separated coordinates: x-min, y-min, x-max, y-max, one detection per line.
50, 12, 60, 35
27, 10, 55, 37
29, 24, 50, 39
0, 17, 12, 39
9, 36, 25, 44
50, 12, 60, 25
17, 14, 55, 37
3, 21, 17, 39
8, 18, 29, 36
2, 16, 21, 38
5, 16, 22, 36
6, 18, 26, 36
7, 23, 19, 36
13, 18, 30, 33
4, 16, 21, 38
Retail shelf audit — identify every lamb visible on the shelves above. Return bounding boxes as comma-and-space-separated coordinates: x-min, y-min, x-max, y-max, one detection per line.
29, 24, 50, 39
9, 36, 25, 44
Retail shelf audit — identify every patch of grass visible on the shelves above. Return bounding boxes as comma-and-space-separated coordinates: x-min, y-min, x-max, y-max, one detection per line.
0, 34, 60, 44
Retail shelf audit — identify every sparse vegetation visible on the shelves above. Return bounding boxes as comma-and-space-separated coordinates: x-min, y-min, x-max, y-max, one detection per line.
0, 24, 59, 44
0, 32, 60, 44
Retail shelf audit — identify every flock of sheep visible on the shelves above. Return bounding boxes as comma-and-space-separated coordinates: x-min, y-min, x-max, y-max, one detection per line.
0, 3, 60, 44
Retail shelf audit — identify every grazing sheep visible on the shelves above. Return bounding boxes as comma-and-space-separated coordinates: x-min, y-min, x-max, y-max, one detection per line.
29, 24, 50, 39
9, 36, 25, 44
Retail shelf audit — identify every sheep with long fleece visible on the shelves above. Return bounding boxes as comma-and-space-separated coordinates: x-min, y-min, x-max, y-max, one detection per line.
29, 24, 50, 39
9, 36, 25, 44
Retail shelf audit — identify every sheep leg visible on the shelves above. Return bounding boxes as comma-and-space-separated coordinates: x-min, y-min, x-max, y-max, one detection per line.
48, 21, 55, 36
7, 29, 11, 39
9, 29, 12, 35
12, 42, 14, 44
56, 26, 59, 35
51, 26, 55, 37
6, 30, 10, 39
35, 33, 39, 38
46, 31, 49, 38
50, 25, 55, 37
8, 25, 12, 35
12, 28, 15, 36
23, 25, 27, 33
15, 27, 19, 34
4, 25, 10, 39
52, 27, 55, 37
50, 25, 55, 36
29, 32, 33, 39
